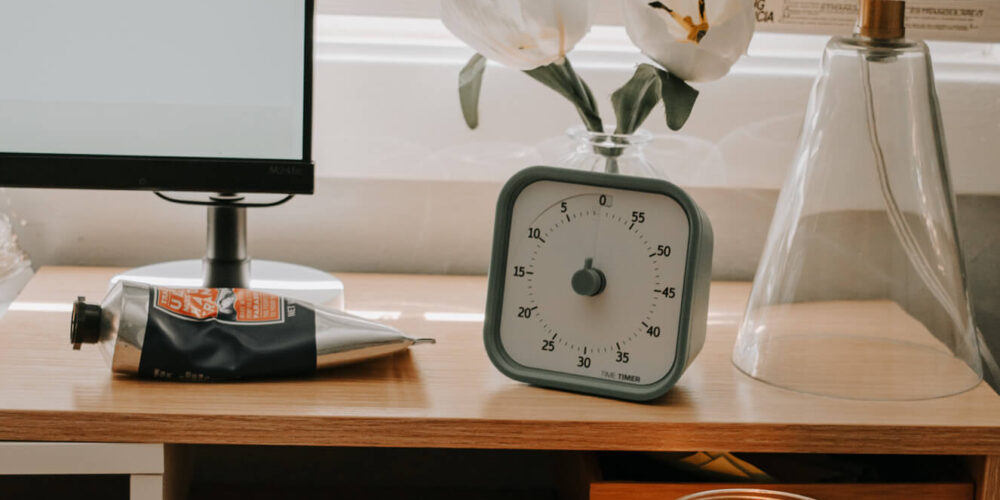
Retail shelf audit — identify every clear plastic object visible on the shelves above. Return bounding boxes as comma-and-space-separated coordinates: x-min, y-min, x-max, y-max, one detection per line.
0, 213, 32, 317
733, 34, 983, 400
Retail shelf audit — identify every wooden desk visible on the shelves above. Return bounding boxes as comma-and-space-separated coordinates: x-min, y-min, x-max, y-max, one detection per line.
0, 267, 999, 498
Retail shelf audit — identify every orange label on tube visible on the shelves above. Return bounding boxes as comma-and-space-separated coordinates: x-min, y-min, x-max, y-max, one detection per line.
153, 288, 284, 324
155, 288, 219, 320
233, 289, 282, 322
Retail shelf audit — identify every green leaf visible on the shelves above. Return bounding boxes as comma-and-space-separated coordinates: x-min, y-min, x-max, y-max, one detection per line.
611, 64, 663, 135
525, 59, 603, 132
654, 67, 699, 131
560, 58, 602, 129
458, 53, 487, 129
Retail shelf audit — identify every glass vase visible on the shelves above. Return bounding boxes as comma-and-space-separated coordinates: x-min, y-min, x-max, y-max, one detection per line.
732, 35, 983, 400
560, 126, 661, 179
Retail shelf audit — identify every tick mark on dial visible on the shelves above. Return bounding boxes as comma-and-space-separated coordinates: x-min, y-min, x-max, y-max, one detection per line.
629, 222, 635, 230
649, 252, 657, 258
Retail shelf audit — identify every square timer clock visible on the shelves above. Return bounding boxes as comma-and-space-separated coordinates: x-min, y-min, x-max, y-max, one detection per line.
484, 166, 713, 402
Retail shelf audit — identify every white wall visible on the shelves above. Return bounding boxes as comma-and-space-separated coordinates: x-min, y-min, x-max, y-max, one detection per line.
312, 17, 1000, 192
5, 16, 1000, 275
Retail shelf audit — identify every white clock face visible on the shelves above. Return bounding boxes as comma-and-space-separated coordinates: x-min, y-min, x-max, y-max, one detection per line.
499, 180, 691, 386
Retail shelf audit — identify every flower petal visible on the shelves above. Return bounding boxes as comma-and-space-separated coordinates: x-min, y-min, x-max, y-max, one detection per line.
622, 0, 755, 82
441, 0, 595, 71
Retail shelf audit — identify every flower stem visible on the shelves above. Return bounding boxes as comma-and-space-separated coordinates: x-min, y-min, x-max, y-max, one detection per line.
604, 157, 619, 174
524, 59, 603, 132
559, 60, 603, 132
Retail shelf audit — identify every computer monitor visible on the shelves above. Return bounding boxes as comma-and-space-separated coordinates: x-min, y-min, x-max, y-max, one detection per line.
0, 0, 340, 305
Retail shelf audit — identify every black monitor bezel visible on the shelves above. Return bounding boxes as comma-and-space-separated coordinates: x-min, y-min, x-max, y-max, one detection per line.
0, 0, 315, 195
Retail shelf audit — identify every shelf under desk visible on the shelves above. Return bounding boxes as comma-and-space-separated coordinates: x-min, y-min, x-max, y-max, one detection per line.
0, 267, 999, 498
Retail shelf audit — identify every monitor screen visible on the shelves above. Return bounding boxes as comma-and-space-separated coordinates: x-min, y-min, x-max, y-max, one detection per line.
0, 0, 313, 193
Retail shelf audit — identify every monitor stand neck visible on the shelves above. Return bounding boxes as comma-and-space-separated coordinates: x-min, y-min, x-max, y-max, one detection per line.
204, 201, 249, 289
111, 192, 345, 309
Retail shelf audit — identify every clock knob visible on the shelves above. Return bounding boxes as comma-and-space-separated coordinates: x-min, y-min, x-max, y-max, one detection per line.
571, 258, 606, 297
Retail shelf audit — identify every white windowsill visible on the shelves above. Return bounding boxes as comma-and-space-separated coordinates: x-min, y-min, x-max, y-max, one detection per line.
312, 15, 1000, 195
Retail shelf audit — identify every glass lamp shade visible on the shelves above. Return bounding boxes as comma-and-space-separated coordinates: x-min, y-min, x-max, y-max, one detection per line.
732, 35, 983, 400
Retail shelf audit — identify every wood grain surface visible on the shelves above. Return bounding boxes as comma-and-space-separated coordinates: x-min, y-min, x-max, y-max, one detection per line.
972, 455, 1000, 500
0, 267, 999, 454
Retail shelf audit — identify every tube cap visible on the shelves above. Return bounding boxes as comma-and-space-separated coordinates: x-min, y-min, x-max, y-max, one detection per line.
71, 296, 102, 350
857, 0, 906, 40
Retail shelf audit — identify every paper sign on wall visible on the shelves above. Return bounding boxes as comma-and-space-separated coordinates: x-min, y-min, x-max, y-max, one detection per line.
753, 0, 1000, 42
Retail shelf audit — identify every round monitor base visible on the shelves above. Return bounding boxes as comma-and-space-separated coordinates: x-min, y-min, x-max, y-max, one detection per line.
111, 260, 345, 310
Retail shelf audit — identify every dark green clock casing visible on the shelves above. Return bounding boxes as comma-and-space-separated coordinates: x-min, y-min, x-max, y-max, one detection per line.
484, 166, 713, 402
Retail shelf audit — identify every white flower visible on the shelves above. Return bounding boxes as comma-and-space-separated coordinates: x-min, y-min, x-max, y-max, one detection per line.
441, 0, 596, 71
622, 0, 755, 82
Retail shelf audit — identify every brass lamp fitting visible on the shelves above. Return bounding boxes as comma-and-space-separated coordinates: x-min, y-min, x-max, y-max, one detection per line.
857, 0, 906, 40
